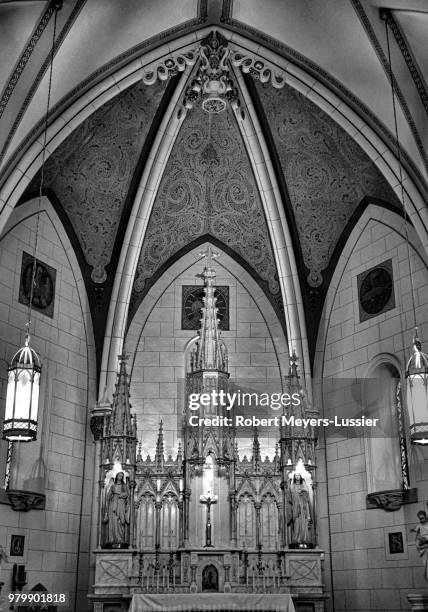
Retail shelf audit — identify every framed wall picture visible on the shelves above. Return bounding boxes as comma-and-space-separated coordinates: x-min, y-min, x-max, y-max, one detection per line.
384, 527, 408, 560
182, 285, 229, 331
357, 259, 395, 322
19, 252, 56, 318
10, 534, 25, 557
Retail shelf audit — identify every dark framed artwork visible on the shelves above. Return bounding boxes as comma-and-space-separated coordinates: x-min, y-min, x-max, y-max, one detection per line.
10, 534, 25, 557
182, 285, 229, 330
19, 252, 56, 318
388, 531, 404, 555
357, 259, 395, 322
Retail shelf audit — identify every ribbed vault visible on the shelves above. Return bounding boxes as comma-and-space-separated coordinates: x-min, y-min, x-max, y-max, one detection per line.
128, 102, 283, 326
15, 33, 411, 373
24, 79, 167, 284
250, 78, 402, 359
255, 80, 400, 290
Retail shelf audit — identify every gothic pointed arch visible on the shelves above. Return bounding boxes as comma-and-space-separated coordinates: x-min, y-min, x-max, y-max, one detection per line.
129, 102, 284, 328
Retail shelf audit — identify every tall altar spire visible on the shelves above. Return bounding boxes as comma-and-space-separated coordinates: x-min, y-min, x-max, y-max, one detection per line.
155, 420, 165, 470
107, 354, 136, 438
252, 428, 261, 472
190, 246, 227, 373
185, 245, 232, 466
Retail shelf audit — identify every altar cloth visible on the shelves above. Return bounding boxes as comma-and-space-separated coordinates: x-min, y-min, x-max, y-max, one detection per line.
129, 593, 295, 612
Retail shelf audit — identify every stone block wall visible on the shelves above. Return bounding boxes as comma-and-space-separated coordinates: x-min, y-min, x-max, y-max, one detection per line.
0, 199, 95, 611
127, 249, 287, 460
317, 212, 428, 612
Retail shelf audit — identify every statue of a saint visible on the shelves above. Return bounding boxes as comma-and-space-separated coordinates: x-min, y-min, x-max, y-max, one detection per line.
289, 474, 312, 547
103, 472, 130, 548
411, 510, 428, 581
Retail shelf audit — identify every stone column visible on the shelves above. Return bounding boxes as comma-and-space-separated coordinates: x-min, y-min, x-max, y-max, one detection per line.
178, 499, 184, 548
184, 490, 191, 545
129, 478, 136, 548
90, 414, 105, 549
254, 502, 261, 548
280, 481, 289, 547
190, 564, 197, 592
155, 500, 162, 552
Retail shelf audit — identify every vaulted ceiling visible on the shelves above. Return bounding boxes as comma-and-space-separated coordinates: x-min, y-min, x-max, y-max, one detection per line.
1, 0, 427, 375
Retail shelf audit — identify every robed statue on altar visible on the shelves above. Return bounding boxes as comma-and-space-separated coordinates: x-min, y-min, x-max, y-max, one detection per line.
103, 471, 130, 548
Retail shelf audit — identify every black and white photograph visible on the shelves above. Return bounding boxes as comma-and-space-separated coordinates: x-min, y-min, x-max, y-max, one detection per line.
0, 1, 427, 611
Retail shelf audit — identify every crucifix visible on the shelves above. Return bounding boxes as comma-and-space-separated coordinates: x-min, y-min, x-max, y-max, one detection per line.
200, 494, 218, 547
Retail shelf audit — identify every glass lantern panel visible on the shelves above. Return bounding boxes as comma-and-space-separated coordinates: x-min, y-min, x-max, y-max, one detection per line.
30, 371, 40, 421
407, 373, 428, 441
15, 368, 32, 420
5, 370, 17, 420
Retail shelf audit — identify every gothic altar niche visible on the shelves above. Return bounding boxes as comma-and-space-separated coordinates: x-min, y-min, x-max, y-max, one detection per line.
90, 249, 325, 612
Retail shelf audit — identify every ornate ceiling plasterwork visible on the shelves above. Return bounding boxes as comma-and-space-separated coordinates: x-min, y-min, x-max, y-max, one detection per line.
130, 102, 282, 319
26, 79, 167, 283
256, 81, 400, 288
141, 30, 286, 117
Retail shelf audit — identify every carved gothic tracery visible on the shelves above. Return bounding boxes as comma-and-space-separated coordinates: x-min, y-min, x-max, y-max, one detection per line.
96, 257, 320, 596
141, 30, 286, 115
183, 32, 240, 114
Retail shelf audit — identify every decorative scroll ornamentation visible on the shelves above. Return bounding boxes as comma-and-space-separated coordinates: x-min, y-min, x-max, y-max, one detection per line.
142, 32, 240, 114
130, 102, 281, 315
7, 490, 45, 512
142, 52, 198, 85
29, 80, 167, 283
183, 31, 240, 114
231, 52, 286, 89
256, 81, 400, 287
366, 488, 417, 512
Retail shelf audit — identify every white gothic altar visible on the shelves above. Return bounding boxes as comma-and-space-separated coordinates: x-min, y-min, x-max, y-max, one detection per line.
89, 257, 325, 612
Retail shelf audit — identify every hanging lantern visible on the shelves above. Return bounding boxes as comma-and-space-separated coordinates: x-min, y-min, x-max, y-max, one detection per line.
406, 332, 428, 445
3, 334, 41, 442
